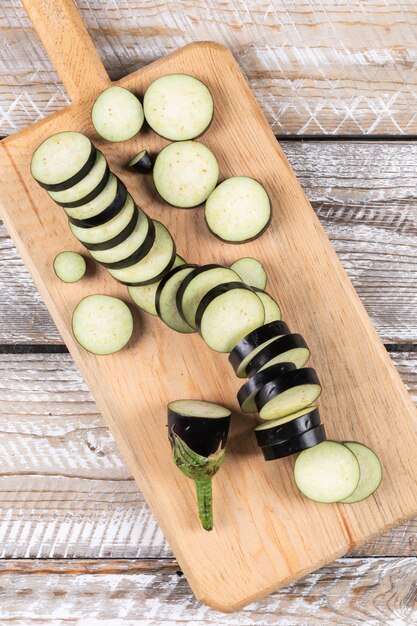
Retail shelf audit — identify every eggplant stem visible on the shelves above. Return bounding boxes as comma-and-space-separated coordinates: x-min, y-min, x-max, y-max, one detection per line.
195, 478, 213, 531
171, 433, 226, 531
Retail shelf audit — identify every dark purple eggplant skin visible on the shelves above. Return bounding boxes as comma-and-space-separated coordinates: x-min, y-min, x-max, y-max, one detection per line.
54, 165, 111, 208
195, 282, 257, 333
155, 263, 199, 318
246, 333, 309, 377
68, 178, 128, 228
93, 216, 156, 270
175, 264, 225, 323
237, 362, 297, 411
255, 367, 322, 412
75, 206, 139, 251
167, 408, 230, 458
228, 320, 291, 374
34, 143, 97, 192
261, 424, 326, 461
129, 150, 153, 174
255, 406, 321, 447
115, 245, 177, 287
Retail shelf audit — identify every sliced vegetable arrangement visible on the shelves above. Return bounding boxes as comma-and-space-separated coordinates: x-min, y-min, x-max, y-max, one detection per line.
228, 267, 382, 503
31, 75, 383, 530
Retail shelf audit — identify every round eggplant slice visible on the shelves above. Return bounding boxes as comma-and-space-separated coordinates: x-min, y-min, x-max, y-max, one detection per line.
255, 406, 321, 447
69, 195, 138, 251
48, 150, 109, 207
176, 264, 241, 330
237, 362, 297, 413
246, 333, 310, 377
205, 176, 271, 243
92, 86, 144, 142
109, 220, 176, 286
256, 367, 322, 420
89, 212, 155, 269
128, 150, 153, 173
53, 251, 86, 283
144, 74, 214, 141
72, 294, 133, 356
168, 399, 230, 457
261, 424, 326, 461
294, 440, 360, 503
228, 320, 291, 379
155, 264, 198, 333
67, 176, 128, 228
65, 173, 117, 221
195, 282, 265, 353
229, 257, 267, 290
153, 141, 219, 208
128, 255, 185, 315
31, 132, 96, 191
340, 442, 382, 504
254, 291, 281, 324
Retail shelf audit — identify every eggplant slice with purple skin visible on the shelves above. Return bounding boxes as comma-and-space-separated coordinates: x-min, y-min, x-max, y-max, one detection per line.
246, 332, 310, 377
255, 367, 322, 420
167, 399, 231, 531
254, 406, 322, 447
237, 362, 297, 413
228, 320, 291, 378
128, 150, 153, 174
260, 424, 327, 461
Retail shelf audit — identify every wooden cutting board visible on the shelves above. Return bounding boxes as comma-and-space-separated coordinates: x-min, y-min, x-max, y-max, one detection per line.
1, 0, 416, 613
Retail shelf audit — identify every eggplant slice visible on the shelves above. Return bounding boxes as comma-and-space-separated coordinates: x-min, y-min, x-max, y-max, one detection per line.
195, 282, 265, 353
261, 424, 327, 461
153, 141, 219, 208
205, 176, 271, 243
31, 131, 96, 191
229, 320, 291, 378
144, 74, 214, 141
294, 441, 360, 503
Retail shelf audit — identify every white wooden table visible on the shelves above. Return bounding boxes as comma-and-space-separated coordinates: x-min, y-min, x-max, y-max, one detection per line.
0, 1, 416, 623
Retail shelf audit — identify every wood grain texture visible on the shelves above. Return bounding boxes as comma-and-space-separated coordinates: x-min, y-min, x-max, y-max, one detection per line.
0, 558, 415, 625
0, 140, 416, 345
20, 0, 109, 102
0, 352, 415, 561
2, 1, 417, 135
1, 4, 416, 609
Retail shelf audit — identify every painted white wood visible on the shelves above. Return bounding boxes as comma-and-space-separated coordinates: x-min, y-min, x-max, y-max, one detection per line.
2, 1, 417, 135
0, 141, 416, 343
0, 558, 415, 624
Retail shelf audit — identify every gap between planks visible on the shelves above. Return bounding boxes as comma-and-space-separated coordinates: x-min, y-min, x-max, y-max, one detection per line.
0, 344, 415, 354
0, 556, 411, 576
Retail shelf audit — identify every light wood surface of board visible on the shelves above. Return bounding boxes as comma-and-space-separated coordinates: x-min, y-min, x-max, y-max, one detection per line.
0, 0, 416, 614
2, 1, 417, 135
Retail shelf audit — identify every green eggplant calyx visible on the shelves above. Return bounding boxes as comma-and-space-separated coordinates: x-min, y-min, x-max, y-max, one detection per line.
171, 433, 226, 531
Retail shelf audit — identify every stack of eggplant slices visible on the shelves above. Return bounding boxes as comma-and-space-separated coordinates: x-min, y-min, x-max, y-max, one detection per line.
31, 74, 382, 530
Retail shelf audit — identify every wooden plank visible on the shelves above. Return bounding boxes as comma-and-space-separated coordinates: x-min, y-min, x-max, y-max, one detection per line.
0, 558, 415, 625
0, 140, 416, 345
0, 352, 415, 560
2, 1, 417, 135
1, 10, 416, 606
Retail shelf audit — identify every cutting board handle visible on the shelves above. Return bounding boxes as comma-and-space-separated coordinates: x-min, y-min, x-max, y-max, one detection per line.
21, 0, 110, 102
